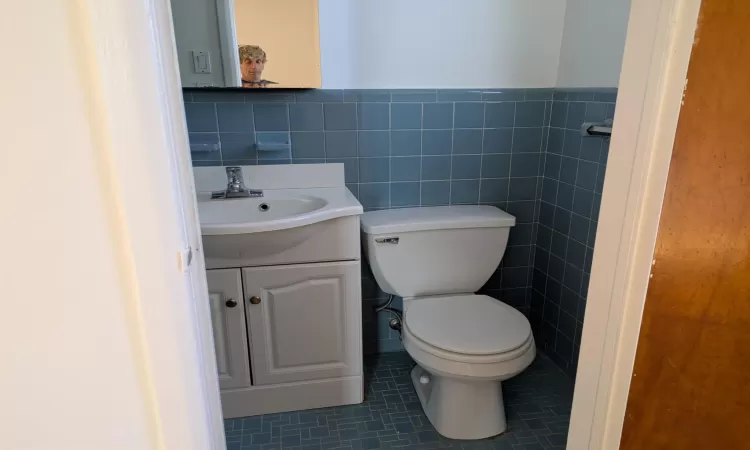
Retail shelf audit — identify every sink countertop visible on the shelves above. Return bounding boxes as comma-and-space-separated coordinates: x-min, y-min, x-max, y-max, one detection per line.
194, 163, 363, 236
197, 186, 363, 235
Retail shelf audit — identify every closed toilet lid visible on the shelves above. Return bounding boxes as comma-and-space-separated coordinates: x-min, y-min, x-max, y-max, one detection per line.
405, 295, 532, 356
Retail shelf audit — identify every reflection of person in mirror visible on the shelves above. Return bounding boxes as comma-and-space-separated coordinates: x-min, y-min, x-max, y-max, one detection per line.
239, 45, 277, 88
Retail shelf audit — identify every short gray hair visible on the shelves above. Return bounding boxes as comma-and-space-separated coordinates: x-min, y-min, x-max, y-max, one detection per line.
238, 45, 267, 62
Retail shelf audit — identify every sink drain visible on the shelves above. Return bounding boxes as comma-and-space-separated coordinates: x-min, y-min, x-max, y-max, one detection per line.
258, 203, 270, 212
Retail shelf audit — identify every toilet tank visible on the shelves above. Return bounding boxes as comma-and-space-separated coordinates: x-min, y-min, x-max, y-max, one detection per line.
361, 206, 515, 298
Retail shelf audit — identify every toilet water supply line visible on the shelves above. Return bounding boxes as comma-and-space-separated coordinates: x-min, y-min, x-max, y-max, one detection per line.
374, 295, 403, 335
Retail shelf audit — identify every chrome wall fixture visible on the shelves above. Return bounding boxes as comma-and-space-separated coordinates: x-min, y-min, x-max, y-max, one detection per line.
581, 119, 613, 138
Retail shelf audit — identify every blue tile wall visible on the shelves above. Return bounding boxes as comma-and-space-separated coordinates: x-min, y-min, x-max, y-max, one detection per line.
530, 88, 617, 378
184, 88, 549, 354
183, 87, 615, 362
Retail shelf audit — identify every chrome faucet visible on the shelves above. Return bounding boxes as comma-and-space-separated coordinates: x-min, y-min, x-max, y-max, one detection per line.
211, 166, 264, 199
226, 166, 246, 193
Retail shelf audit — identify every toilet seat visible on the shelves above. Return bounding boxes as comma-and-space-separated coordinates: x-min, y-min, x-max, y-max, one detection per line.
401, 298, 536, 381
405, 294, 532, 357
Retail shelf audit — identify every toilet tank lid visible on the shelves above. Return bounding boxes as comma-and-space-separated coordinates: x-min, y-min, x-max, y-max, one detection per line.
361, 205, 515, 234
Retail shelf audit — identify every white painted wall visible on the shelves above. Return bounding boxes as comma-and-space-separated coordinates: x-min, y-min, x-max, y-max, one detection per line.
169, 0, 632, 89
319, 0, 566, 88
556, 0, 632, 87
1, 1, 220, 449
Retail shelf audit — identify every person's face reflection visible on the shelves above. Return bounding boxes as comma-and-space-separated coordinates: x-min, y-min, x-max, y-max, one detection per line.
241, 57, 265, 81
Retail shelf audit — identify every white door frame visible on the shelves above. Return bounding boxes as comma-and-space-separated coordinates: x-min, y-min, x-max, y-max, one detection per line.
80, 0, 225, 448
84, 0, 702, 448
567, 0, 701, 448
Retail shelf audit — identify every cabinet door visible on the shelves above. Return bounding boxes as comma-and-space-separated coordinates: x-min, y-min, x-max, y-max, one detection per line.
207, 269, 251, 389
242, 261, 361, 385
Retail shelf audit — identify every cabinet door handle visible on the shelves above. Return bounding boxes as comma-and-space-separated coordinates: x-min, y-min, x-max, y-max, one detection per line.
249, 296, 261, 305
225, 299, 237, 308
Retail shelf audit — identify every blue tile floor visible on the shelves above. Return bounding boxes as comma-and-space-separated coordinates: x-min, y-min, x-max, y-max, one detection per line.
224, 352, 573, 450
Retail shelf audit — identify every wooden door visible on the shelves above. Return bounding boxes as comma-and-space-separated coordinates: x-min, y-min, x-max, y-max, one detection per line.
620, 1, 750, 449
206, 269, 252, 390
242, 261, 362, 386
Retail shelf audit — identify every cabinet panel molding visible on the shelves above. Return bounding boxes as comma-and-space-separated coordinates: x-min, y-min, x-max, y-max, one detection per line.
243, 261, 362, 386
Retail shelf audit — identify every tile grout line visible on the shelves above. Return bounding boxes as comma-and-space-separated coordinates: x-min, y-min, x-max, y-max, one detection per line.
529, 98, 553, 310
387, 102, 392, 209
555, 99, 588, 363
388, 101, 393, 208
499, 102, 519, 290
540, 96, 569, 357
477, 99, 487, 204
213, 102, 225, 165
448, 101, 455, 204
419, 103, 424, 206
285, 103, 292, 164
573, 105, 605, 348
354, 103, 360, 191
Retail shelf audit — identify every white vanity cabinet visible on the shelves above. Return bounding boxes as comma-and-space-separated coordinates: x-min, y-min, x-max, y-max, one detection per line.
242, 262, 361, 386
195, 164, 364, 418
204, 215, 364, 418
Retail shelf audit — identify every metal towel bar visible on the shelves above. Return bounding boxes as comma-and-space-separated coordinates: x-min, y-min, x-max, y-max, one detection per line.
582, 119, 613, 138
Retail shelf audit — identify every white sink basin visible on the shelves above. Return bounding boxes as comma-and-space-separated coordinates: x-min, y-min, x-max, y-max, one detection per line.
199, 191, 329, 235
197, 187, 362, 261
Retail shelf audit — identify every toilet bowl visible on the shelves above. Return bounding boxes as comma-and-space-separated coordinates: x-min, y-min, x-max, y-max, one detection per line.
402, 294, 535, 439
360, 206, 535, 440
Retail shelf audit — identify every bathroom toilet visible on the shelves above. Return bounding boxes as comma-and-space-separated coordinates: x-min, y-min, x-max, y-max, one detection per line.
360, 205, 535, 440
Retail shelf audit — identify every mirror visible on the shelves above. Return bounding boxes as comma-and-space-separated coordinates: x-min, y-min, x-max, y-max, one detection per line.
171, 0, 321, 88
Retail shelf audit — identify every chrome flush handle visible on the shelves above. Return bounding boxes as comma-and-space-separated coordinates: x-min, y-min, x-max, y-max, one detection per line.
375, 237, 400, 244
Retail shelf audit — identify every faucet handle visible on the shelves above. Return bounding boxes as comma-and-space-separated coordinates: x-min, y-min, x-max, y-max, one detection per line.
225, 166, 242, 181
225, 166, 246, 193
